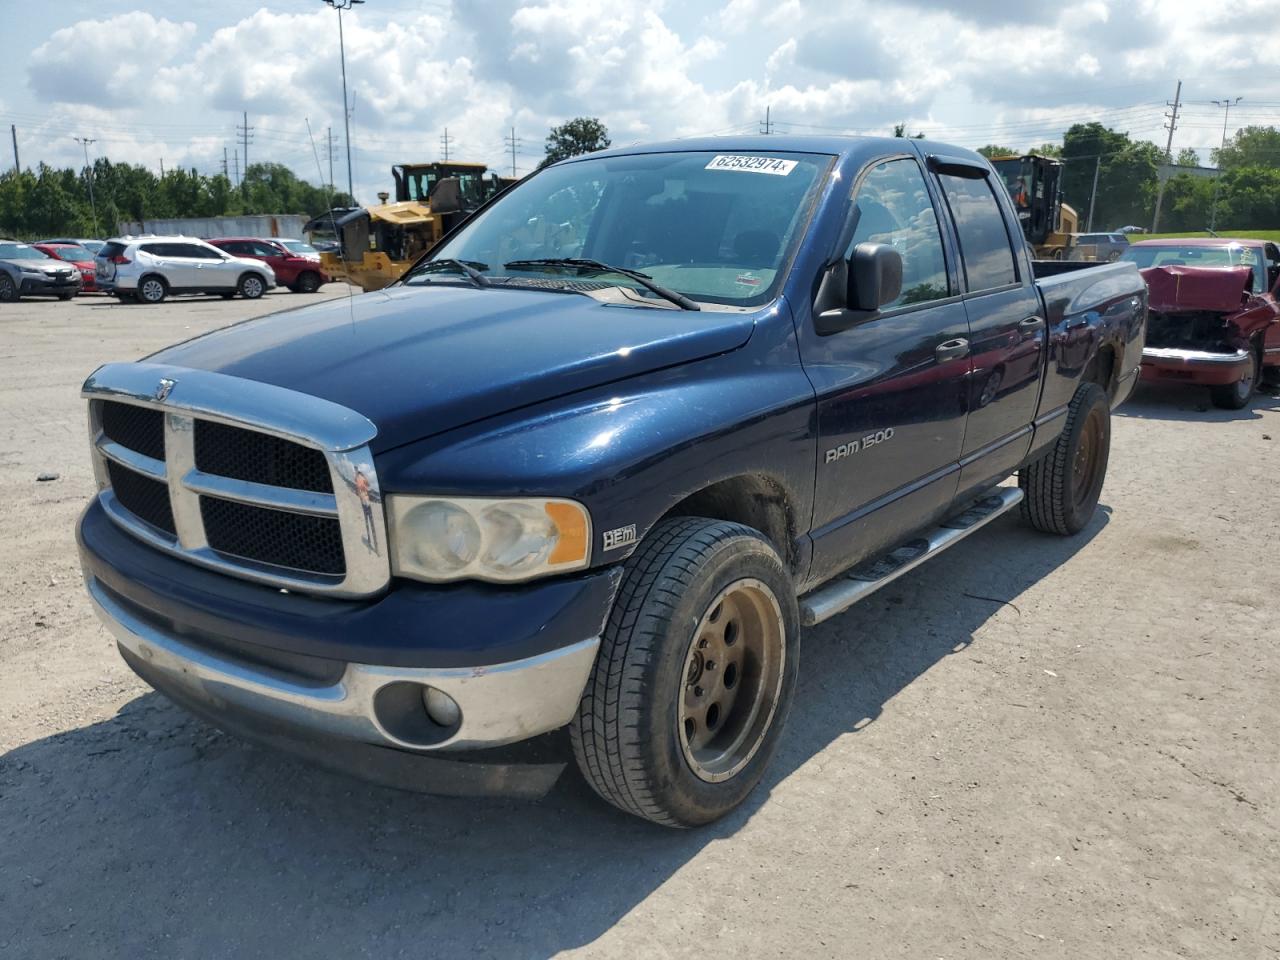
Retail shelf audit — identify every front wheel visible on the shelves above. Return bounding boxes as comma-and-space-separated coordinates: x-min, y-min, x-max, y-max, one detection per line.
1210, 348, 1260, 410
294, 271, 322, 293
57, 292, 75, 301
1020, 381, 1111, 535
0, 273, 18, 301
238, 273, 266, 299
571, 517, 799, 827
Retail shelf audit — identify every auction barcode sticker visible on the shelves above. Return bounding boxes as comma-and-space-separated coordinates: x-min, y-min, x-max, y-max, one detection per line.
705, 155, 797, 176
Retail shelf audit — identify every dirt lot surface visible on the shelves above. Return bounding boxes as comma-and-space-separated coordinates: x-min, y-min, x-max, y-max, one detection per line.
1, 289, 1277, 959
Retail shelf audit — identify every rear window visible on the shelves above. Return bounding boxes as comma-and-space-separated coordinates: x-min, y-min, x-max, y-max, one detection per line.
937, 174, 1018, 292
98, 242, 127, 259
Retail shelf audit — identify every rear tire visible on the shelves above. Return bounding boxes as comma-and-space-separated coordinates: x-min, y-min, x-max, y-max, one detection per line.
57, 292, 75, 301
0, 273, 17, 301
1019, 381, 1110, 535
135, 275, 167, 304
571, 517, 799, 827
1210, 348, 1260, 410
238, 273, 266, 299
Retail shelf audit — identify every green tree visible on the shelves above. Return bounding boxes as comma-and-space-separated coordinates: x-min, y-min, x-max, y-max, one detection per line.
1174, 147, 1201, 167
893, 123, 925, 139
976, 145, 1017, 159
540, 117, 611, 168
1062, 123, 1161, 230
1211, 126, 1280, 171
1032, 142, 1063, 158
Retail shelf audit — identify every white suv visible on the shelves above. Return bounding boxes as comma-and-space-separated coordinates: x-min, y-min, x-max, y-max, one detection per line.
96, 236, 277, 304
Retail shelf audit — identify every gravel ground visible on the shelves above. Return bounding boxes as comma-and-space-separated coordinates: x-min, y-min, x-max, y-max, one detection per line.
1, 289, 1277, 959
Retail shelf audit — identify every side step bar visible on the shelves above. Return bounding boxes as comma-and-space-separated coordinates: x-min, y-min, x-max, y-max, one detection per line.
799, 487, 1025, 626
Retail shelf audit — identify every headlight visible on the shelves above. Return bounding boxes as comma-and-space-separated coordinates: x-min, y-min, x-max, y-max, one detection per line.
388, 496, 591, 583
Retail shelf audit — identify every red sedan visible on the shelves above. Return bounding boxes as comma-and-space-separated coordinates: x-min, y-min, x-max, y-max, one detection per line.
34, 242, 99, 292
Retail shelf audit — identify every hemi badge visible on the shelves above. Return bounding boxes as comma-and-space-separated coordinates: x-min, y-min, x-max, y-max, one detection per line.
603, 524, 638, 551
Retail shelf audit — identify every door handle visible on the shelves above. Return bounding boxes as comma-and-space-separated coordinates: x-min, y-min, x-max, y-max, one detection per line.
1019, 316, 1044, 331
935, 338, 970, 362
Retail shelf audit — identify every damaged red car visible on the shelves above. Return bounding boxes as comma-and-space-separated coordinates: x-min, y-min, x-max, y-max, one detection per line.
1120, 238, 1280, 408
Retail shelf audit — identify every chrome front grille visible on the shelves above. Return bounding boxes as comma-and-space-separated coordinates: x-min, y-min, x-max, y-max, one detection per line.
83, 363, 389, 598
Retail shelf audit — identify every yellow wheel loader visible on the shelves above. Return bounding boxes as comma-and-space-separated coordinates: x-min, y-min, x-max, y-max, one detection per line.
989, 155, 1078, 260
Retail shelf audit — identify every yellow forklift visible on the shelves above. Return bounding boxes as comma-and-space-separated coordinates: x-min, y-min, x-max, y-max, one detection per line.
989, 154, 1078, 259
313, 162, 515, 291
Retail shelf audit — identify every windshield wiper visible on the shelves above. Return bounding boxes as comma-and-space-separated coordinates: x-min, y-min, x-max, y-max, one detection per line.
404, 258, 491, 287
503, 258, 700, 311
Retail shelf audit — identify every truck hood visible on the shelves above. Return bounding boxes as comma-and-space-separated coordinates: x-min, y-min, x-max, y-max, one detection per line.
1141, 265, 1252, 313
149, 285, 757, 452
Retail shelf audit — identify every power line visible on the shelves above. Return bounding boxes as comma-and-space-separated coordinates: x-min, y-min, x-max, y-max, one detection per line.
440, 126, 452, 161
504, 126, 520, 177
72, 136, 99, 235
1151, 79, 1183, 232
236, 111, 254, 192
759, 105, 773, 135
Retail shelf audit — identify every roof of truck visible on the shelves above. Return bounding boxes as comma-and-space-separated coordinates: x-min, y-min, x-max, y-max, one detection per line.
569, 134, 983, 164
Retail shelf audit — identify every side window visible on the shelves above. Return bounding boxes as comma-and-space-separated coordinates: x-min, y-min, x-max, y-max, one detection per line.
185, 244, 223, 260
253, 242, 281, 257
938, 174, 1019, 292
140, 243, 166, 256
847, 158, 949, 308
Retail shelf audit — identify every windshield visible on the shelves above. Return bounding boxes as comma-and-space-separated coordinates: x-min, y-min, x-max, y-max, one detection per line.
49, 245, 94, 261
426, 150, 830, 306
0, 243, 52, 261
281, 240, 317, 255
1121, 243, 1265, 293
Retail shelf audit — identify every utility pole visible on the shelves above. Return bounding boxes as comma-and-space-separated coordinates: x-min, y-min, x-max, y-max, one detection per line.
440, 127, 452, 162
73, 136, 99, 236
160, 157, 165, 178
9, 124, 18, 172
759, 105, 773, 135
504, 126, 520, 177
1209, 96, 1241, 232
233, 149, 239, 186
1150, 79, 1182, 233
222, 146, 229, 178
1086, 154, 1101, 232
237, 111, 254, 193
323, 0, 362, 200
326, 125, 337, 188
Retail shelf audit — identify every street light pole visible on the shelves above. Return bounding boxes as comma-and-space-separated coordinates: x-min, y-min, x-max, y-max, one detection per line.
322, 0, 363, 201
73, 136, 99, 236
1209, 96, 1241, 232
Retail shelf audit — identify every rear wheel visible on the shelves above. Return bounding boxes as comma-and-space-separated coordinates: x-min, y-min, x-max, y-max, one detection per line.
57, 292, 74, 301
0, 274, 17, 301
135, 275, 167, 304
571, 517, 799, 827
238, 273, 266, 299
1020, 381, 1110, 535
1210, 348, 1260, 410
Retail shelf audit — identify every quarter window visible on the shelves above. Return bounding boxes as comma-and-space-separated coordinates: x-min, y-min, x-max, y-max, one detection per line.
938, 174, 1019, 292
847, 158, 949, 308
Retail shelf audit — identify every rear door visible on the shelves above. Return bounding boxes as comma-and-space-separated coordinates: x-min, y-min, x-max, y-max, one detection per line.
140, 242, 198, 287
803, 154, 972, 582
933, 163, 1046, 498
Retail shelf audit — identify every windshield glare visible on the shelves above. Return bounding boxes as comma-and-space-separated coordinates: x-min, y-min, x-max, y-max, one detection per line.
0, 243, 52, 261
1121, 243, 1265, 293
428, 150, 829, 305
282, 240, 317, 255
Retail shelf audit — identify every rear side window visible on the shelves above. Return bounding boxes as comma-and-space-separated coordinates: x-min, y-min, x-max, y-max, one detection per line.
847, 158, 949, 308
217, 241, 246, 255
139, 243, 169, 256
178, 244, 223, 260
938, 174, 1018, 292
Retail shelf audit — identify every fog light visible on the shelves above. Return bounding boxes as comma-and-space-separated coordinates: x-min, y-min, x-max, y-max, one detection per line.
422, 686, 461, 728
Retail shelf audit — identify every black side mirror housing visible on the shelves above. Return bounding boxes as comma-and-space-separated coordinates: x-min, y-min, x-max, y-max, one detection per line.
815, 242, 904, 335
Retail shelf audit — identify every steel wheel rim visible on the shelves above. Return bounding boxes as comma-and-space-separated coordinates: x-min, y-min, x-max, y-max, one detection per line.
677, 578, 785, 783
0, 275, 12, 298
1072, 406, 1104, 509
142, 280, 163, 301
1235, 356, 1257, 402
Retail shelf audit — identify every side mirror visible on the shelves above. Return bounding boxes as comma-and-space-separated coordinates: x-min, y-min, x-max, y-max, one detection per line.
814, 242, 903, 335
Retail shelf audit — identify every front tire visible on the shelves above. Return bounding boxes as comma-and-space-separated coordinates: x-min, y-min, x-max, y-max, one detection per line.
294, 271, 322, 293
1210, 348, 1260, 410
571, 517, 799, 827
0, 273, 18, 301
1020, 381, 1110, 535
238, 273, 266, 299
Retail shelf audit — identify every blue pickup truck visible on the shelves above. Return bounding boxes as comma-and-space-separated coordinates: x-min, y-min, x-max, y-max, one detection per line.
77, 136, 1146, 826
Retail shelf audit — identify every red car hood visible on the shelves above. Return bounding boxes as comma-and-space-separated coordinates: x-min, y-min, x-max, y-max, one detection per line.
1141, 265, 1251, 313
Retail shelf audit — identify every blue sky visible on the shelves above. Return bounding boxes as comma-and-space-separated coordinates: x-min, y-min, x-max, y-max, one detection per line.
5, 0, 1279, 203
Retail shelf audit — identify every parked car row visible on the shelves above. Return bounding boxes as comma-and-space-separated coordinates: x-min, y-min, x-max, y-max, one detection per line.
0, 235, 330, 304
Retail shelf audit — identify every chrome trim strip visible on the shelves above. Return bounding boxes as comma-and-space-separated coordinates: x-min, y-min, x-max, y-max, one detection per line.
83, 362, 377, 451
182, 470, 340, 517
87, 575, 599, 752
1142, 346, 1251, 365
95, 437, 166, 482
164, 412, 207, 550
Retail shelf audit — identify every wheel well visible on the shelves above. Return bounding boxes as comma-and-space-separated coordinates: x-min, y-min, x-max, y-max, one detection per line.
659, 475, 797, 571
239, 272, 262, 286
1084, 345, 1116, 398
139, 272, 167, 288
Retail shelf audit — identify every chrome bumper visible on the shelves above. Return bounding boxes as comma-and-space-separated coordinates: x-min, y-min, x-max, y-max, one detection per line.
87, 576, 599, 752
1142, 346, 1251, 366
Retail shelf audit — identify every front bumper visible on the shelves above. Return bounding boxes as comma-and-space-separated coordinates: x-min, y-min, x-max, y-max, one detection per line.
19, 273, 80, 296
1140, 346, 1252, 387
78, 498, 620, 793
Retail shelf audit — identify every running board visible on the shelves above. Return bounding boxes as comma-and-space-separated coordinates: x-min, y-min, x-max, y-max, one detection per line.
799, 487, 1025, 626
